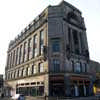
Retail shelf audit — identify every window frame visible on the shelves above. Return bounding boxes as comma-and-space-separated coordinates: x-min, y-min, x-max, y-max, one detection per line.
51, 38, 60, 53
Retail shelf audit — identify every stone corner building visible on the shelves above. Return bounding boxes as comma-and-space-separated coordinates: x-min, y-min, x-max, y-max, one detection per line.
5, 1, 94, 98
0, 74, 3, 91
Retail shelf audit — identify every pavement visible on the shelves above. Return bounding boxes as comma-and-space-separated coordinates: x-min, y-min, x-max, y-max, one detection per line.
0, 97, 11, 100
0, 96, 99, 100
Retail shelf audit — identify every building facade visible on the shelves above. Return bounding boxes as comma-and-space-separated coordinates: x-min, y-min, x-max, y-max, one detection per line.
89, 60, 100, 95
0, 75, 3, 96
5, 1, 94, 98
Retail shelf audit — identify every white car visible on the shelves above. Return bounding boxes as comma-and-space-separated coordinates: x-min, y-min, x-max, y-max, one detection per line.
12, 94, 25, 100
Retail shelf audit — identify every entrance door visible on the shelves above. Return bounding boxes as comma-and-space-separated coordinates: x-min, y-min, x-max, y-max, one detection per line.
49, 76, 65, 96
74, 85, 79, 96
83, 85, 86, 96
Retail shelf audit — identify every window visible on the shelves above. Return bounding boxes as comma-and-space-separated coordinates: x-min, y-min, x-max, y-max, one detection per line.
14, 71, 16, 78
28, 67, 31, 76
52, 38, 60, 52
32, 64, 34, 75
52, 59, 60, 72
7, 54, 10, 68
15, 70, 17, 78
21, 69, 24, 77
80, 33, 84, 53
31, 64, 37, 74
11, 72, 14, 79
17, 48, 20, 65
19, 70, 22, 77
23, 68, 26, 77
10, 72, 12, 79
10, 52, 13, 67
71, 61, 74, 72
28, 38, 32, 60
9, 53, 11, 67
72, 30, 80, 54
34, 65, 37, 74
16, 47, 19, 65
68, 27, 71, 44
19, 45, 22, 64
8, 73, 9, 79
23, 42, 27, 62
26, 67, 28, 76
74, 62, 81, 73
17, 70, 19, 77
13, 50, 15, 66
82, 63, 87, 72
38, 63, 44, 73
33, 35, 38, 57
37, 86, 44, 96
40, 30, 44, 55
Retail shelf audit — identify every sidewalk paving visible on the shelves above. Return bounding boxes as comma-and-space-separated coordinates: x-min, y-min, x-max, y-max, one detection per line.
0, 97, 11, 100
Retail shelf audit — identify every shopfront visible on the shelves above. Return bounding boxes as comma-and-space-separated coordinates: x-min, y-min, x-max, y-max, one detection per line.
69, 76, 93, 97
16, 81, 44, 96
49, 75, 65, 96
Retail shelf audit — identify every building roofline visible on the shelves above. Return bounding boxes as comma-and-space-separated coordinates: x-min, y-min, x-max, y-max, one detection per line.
8, 1, 82, 49
59, 0, 81, 14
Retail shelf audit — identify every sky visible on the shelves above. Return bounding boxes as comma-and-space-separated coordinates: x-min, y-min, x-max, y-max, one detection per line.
0, 0, 100, 75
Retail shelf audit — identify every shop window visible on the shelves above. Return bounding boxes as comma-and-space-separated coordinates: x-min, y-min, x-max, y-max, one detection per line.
50, 79, 64, 96
30, 87, 37, 96
37, 86, 44, 96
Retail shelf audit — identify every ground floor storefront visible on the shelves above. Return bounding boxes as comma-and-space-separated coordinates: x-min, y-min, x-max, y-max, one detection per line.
5, 74, 94, 98
49, 74, 94, 97
16, 82, 44, 96
6, 74, 49, 97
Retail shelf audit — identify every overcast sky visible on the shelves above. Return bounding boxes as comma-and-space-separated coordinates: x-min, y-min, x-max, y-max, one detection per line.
0, 0, 100, 74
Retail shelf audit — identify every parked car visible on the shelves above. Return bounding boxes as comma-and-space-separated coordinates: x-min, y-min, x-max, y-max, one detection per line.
12, 94, 25, 100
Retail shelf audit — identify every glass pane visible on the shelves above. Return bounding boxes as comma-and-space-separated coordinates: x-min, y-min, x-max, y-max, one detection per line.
52, 39, 60, 52
74, 62, 81, 73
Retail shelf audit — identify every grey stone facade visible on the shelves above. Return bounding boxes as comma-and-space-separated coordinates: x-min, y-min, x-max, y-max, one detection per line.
5, 1, 94, 98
